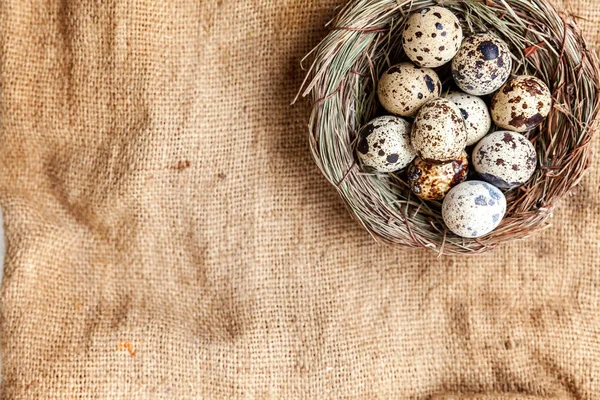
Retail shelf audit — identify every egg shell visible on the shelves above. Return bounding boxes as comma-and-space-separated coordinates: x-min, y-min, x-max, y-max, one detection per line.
491, 75, 552, 132
444, 91, 492, 146
407, 151, 469, 201
411, 98, 468, 162
402, 6, 463, 68
442, 180, 507, 238
377, 63, 442, 117
472, 130, 537, 188
451, 33, 512, 95
356, 116, 416, 172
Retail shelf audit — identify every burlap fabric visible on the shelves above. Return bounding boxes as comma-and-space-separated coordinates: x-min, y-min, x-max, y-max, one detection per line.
0, 0, 599, 398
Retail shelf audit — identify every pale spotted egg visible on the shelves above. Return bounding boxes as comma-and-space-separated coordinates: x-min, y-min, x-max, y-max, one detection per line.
491, 75, 552, 132
356, 116, 416, 172
377, 62, 442, 117
472, 130, 537, 188
442, 180, 507, 238
402, 6, 463, 68
451, 33, 512, 95
444, 91, 492, 146
411, 98, 468, 162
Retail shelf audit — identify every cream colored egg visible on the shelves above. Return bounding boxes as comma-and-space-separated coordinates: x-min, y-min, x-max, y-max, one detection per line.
442, 180, 507, 238
472, 130, 537, 188
407, 151, 469, 201
444, 91, 491, 146
402, 6, 463, 68
356, 116, 416, 172
411, 98, 468, 162
377, 63, 442, 117
491, 75, 552, 132
451, 33, 512, 95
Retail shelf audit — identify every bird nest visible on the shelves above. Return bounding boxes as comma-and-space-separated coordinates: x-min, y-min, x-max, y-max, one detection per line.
298, 0, 600, 255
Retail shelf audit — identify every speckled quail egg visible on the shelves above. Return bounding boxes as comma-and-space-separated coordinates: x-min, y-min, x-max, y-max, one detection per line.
444, 91, 492, 146
356, 116, 416, 172
442, 180, 507, 238
402, 6, 463, 68
411, 98, 468, 162
451, 33, 512, 95
491, 75, 552, 132
407, 151, 469, 201
472, 130, 537, 188
378, 63, 442, 117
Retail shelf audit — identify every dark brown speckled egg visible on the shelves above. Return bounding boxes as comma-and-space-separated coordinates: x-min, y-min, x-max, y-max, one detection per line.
407, 151, 468, 201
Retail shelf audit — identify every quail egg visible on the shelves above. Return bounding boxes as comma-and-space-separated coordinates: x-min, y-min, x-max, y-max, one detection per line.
402, 6, 463, 68
407, 151, 469, 201
444, 91, 492, 146
411, 98, 468, 162
491, 75, 552, 132
442, 180, 507, 238
472, 130, 537, 188
356, 116, 416, 172
451, 33, 512, 95
377, 63, 442, 117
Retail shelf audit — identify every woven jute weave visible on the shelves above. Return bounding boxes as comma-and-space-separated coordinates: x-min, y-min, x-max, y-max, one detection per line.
0, 0, 599, 398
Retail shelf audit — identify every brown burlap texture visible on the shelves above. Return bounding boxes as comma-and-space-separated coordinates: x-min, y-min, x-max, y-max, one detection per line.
0, 0, 599, 398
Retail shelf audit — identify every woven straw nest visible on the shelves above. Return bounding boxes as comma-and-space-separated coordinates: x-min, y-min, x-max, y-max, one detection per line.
298, 0, 600, 255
